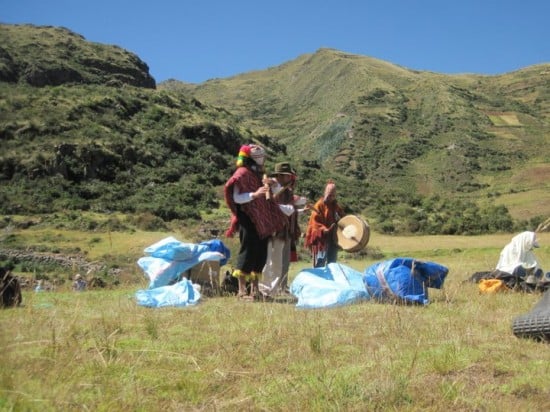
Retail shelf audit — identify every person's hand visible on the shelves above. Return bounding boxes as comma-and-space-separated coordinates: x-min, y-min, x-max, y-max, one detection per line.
253, 186, 268, 199
262, 176, 276, 186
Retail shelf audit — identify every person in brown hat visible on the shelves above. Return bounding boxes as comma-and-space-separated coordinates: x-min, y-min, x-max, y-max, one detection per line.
304, 179, 345, 267
260, 162, 302, 297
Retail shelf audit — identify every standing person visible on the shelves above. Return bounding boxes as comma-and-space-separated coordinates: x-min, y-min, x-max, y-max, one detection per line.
224, 144, 287, 301
260, 162, 301, 297
304, 180, 345, 268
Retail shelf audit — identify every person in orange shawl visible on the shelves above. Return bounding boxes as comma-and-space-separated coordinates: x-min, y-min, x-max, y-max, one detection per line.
224, 144, 287, 300
304, 180, 345, 267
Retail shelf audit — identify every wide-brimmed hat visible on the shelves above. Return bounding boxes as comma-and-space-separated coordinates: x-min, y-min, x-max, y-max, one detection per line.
270, 162, 295, 176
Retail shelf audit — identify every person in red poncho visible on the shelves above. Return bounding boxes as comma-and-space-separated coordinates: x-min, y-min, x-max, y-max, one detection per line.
224, 144, 287, 300
304, 180, 345, 268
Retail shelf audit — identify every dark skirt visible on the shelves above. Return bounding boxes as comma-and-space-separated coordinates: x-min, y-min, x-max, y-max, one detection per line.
235, 208, 268, 274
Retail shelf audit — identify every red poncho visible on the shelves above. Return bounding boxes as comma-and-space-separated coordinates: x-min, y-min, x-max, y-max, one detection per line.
224, 166, 287, 239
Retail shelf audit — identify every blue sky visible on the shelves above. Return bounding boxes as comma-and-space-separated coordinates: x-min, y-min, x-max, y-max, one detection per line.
3, 0, 549, 84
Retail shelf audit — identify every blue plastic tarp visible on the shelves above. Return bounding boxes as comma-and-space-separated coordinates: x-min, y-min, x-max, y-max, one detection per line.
137, 236, 225, 289
200, 239, 231, 266
289, 258, 449, 309
135, 278, 200, 308
363, 257, 448, 305
290, 263, 370, 309
135, 237, 229, 308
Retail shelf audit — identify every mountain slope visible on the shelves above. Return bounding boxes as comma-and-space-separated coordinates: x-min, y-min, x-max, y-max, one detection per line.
0, 24, 155, 88
162, 49, 550, 227
0, 24, 283, 231
1, 24, 548, 236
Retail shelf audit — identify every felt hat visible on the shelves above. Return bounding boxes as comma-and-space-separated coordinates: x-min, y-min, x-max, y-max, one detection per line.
270, 162, 295, 176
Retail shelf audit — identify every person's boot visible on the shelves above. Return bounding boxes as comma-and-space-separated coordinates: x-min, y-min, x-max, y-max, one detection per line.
236, 272, 252, 300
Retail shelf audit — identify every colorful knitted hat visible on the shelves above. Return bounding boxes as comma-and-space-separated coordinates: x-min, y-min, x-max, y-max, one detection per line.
236, 144, 265, 167
236, 145, 251, 167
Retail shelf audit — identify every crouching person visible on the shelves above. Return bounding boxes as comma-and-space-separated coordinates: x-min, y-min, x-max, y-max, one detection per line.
496, 231, 549, 291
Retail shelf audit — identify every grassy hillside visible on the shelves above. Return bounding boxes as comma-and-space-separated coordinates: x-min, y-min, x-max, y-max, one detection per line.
0, 24, 155, 88
166, 49, 550, 228
1, 24, 548, 241
0, 24, 286, 235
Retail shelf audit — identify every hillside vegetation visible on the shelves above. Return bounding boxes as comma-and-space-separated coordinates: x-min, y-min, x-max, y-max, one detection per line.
164, 49, 550, 232
0, 24, 284, 233
1, 25, 549, 412
1, 24, 549, 241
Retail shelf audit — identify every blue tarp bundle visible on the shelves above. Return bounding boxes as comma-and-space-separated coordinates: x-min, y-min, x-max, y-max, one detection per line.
135, 236, 226, 307
290, 258, 448, 309
137, 236, 225, 289
135, 278, 200, 308
199, 239, 231, 266
363, 257, 448, 305
290, 263, 370, 309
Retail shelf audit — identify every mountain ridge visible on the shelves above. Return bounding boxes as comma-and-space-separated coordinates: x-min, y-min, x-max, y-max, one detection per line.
0, 23, 155, 88
1, 23, 548, 235
161, 48, 549, 227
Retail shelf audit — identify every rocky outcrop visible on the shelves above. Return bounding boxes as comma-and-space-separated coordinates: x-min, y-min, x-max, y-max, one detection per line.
0, 24, 156, 88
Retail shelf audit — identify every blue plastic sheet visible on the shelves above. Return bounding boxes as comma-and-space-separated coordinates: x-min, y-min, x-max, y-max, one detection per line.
200, 239, 231, 266
290, 258, 448, 309
290, 263, 370, 309
143, 236, 208, 261
135, 236, 229, 307
135, 278, 200, 308
137, 236, 225, 289
364, 257, 448, 305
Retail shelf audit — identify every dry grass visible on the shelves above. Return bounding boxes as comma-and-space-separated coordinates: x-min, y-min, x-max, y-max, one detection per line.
1, 233, 550, 410
487, 113, 522, 127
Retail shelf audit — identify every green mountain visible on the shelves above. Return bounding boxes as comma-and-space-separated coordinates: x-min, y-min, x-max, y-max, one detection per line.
162, 48, 550, 233
0, 24, 155, 88
0, 24, 282, 232
1, 24, 548, 236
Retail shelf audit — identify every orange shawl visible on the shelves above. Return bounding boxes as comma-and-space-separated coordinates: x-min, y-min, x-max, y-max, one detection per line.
304, 198, 344, 255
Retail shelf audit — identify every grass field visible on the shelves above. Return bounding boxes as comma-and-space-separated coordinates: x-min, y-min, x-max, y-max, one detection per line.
1, 232, 550, 411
